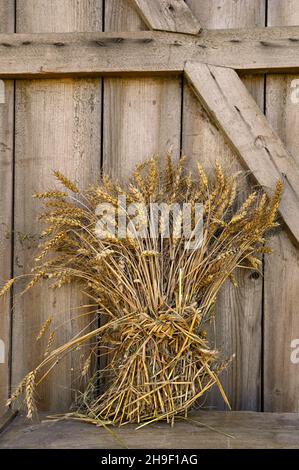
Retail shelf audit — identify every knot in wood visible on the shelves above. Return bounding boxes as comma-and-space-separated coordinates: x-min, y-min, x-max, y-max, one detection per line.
254, 135, 267, 149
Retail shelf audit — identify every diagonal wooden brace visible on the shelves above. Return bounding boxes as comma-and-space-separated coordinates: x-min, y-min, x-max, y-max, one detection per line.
185, 62, 299, 243
131, 0, 202, 35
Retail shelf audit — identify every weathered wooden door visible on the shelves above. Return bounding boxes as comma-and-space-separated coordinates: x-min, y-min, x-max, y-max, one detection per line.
1, 0, 299, 416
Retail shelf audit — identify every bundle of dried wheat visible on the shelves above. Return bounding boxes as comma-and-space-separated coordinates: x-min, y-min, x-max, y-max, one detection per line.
1, 156, 281, 426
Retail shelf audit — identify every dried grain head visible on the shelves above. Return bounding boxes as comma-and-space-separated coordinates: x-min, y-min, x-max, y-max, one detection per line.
5, 156, 281, 426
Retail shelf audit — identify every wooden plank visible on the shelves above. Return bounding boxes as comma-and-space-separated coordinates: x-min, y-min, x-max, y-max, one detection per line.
100, 0, 149, 388
2, 26, 299, 77
103, 4, 182, 182
131, 0, 201, 34
0, 0, 14, 417
103, 76, 182, 180
1, 411, 299, 449
0, 1, 15, 33
12, 0, 102, 412
105, 0, 148, 32
264, 2, 299, 412
0, 410, 17, 435
102, 0, 181, 384
185, 61, 299, 244
186, 0, 265, 29
183, 0, 265, 412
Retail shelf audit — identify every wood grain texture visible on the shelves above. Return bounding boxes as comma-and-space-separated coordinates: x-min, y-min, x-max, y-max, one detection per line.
264, 1, 299, 412
267, 0, 299, 26
12, 0, 102, 411
105, 0, 148, 32
131, 0, 201, 34
101, 0, 182, 384
1, 411, 299, 449
103, 76, 182, 179
185, 62, 299, 244
186, 0, 265, 29
2, 26, 299, 77
0, 0, 15, 33
16, 0, 102, 32
99, 0, 147, 384
183, 0, 265, 411
0, 410, 17, 435
103, 3, 182, 179
0, 0, 14, 417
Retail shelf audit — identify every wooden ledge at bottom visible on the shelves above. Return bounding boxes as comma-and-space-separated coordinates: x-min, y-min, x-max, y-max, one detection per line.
0, 410, 18, 436
0, 411, 298, 449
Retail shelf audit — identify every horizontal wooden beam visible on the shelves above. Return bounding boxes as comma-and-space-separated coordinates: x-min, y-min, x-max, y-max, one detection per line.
185, 62, 299, 244
1, 26, 299, 78
131, 0, 201, 35
0, 31, 184, 78
2, 411, 299, 448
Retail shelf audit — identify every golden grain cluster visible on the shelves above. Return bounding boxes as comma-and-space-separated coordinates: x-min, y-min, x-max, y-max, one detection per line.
2, 156, 281, 425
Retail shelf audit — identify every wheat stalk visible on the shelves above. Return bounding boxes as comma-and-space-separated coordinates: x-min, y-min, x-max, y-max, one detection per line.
25, 371, 36, 419
5, 156, 281, 427
0, 278, 15, 297
36, 317, 53, 341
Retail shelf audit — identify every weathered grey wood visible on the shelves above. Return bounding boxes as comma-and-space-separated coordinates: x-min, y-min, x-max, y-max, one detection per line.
185, 61, 299, 244
103, 76, 182, 179
186, 0, 265, 29
264, 1, 299, 412
184, 0, 265, 412
0, 0, 296, 419
2, 26, 299, 77
131, 0, 201, 34
16, 0, 102, 32
12, 0, 102, 412
0, 410, 17, 434
0, 411, 299, 449
103, 5, 181, 181
101, 0, 181, 386
0, 0, 14, 417
100, 0, 147, 386
0, 1, 14, 33
106, 0, 148, 32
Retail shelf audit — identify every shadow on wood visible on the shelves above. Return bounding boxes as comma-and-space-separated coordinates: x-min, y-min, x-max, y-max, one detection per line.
0, 412, 299, 449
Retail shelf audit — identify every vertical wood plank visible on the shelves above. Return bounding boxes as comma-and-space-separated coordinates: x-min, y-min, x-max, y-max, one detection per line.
99, 0, 181, 388
183, 0, 265, 410
0, 0, 14, 417
186, 0, 265, 29
104, 0, 182, 177
12, 0, 102, 411
0, 1, 15, 32
264, 2, 299, 412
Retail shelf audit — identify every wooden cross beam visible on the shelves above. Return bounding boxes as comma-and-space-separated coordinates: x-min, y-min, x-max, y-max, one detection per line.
1, 27, 299, 78
0, 0, 298, 243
